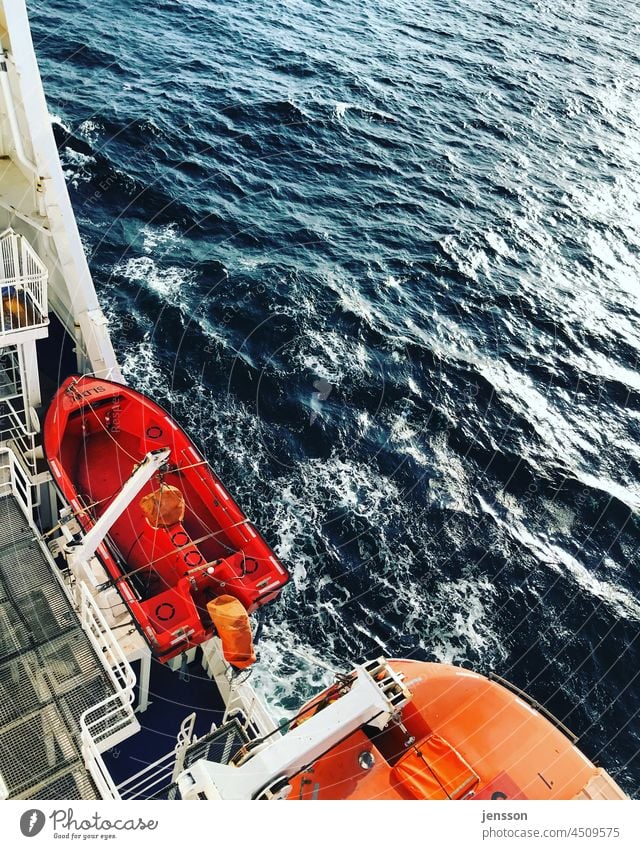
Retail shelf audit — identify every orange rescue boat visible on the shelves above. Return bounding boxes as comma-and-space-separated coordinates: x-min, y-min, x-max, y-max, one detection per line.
286, 659, 627, 801
44, 375, 289, 661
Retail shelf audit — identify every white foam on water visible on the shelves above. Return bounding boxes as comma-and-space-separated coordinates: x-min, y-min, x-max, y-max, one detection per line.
119, 338, 174, 401
113, 255, 196, 311
540, 497, 576, 536
424, 576, 506, 665
578, 348, 640, 395
485, 229, 513, 257
407, 376, 421, 396
324, 273, 377, 326
389, 412, 429, 465
384, 275, 401, 288
481, 358, 593, 456
478, 495, 640, 622
141, 222, 181, 253
481, 358, 640, 511
272, 484, 315, 591
589, 229, 620, 269
49, 113, 71, 133
78, 118, 102, 142
356, 410, 372, 433
354, 342, 369, 369
428, 432, 472, 513
573, 469, 640, 515
249, 625, 337, 718
296, 327, 374, 389
254, 575, 505, 713
297, 328, 347, 384
61, 147, 96, 188
440, 234, 490, 281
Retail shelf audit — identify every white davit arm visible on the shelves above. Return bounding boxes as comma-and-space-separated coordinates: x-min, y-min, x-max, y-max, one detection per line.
67, 447, 170, 565
176, 659, 412, 800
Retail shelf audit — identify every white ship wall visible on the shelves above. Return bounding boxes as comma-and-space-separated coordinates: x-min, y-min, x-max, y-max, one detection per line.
0, 1, 121, 384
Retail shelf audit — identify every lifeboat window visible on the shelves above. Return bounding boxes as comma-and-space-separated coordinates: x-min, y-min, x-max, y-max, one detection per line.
171, 531, 190, 548
155, 602, 176, 622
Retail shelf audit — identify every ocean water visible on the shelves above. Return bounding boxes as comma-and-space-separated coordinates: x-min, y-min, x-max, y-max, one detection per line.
31, 0, 640, 794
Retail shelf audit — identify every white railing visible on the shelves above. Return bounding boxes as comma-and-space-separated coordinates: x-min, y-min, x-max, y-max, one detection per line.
116, 749, 178, 800
78, 582, 140, 799
0, 443, 32, 513
0, 396, 36, 471
0, 228, 48, 339
116, 713, 196, 800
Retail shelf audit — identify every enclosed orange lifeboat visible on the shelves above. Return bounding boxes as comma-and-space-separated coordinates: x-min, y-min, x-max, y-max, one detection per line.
287, 659, 627, 801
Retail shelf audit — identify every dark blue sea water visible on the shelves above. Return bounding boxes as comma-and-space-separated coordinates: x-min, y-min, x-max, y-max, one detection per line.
31, 0, 640, 795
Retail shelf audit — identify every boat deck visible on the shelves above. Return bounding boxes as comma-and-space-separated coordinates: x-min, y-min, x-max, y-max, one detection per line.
0, 492, 117, 799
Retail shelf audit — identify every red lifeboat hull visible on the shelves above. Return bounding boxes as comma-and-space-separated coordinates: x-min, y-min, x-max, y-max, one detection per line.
44, 375, 289, 661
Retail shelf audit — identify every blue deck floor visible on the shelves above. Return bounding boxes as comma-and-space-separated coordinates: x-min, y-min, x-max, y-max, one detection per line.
102, 650, 225, 790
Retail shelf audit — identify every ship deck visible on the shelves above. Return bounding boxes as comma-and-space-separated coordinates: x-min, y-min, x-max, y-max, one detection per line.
0, 491, 115, 799
102, 655, 226, 796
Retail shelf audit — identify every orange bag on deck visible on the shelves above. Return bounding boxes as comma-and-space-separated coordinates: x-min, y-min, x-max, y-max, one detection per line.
140, 484, 185, 528
207, 595, 256, 669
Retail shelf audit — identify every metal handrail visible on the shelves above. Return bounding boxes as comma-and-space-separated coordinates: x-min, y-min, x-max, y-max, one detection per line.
0, 444, 31, 512
0, 396, 36, 470
117, 749, 178, 800
488, 671, 579, 743
0, 229, 48, 337
77, 582, 139, 799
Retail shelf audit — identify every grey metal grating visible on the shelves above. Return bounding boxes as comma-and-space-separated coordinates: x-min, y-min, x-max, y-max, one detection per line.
0, 496, 30, 550
37, 632, 104, 695
22, 765, 100, 800
0, 704, 79, 798
0, 600, 30, 660
58, 675, 114, 736
13, 584, 77, 645
0, 539, 55, 597
83, 703, 133, 744
0, 494, 123, 800
0, 650, 52, 725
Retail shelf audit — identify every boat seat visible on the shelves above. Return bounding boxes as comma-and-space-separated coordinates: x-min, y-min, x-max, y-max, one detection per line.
163, 524, 208, 573
141, 580, 198, 636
